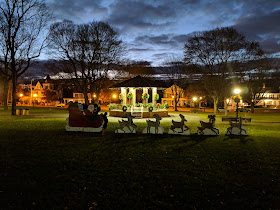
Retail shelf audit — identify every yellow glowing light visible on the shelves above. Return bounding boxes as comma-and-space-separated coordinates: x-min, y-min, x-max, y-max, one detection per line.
19, 93, 23, 97
200, 97, 202, 100
193, 97, 197, 101
93, 94, 96, 98
226, 98, 230, 104
33, 94, 37, 97
172, 95, 174, 98
234, 88, 241, 94
113, 94, 117, 98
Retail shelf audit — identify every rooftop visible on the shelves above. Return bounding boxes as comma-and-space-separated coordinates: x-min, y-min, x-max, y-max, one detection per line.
110, 75, 168, 89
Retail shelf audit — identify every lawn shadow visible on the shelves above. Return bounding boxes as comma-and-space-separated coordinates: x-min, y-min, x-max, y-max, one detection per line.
224, 135, 254, 143
164, 134, 209, 148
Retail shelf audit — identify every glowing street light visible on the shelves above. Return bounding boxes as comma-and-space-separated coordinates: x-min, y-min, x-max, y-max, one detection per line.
193, 97, 197, 108
234, 88, 241, 94
93, 94, 96, 98
113, 94, 117, 99
32, 94, 37, 107
19, 93, 23, 106
226, 98, 230, 104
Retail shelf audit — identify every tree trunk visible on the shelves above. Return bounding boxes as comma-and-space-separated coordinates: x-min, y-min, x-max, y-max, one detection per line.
3, 79, 8, 110
83, 89, 89, 105
11, 72, 17, 115
95, 90, 101, 104
174, 98, 178, 111
213, 97, 218, 114
224, 101, 228, 116
250, 101, 255, 113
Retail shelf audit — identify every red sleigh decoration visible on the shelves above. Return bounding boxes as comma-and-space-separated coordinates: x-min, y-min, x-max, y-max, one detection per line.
66, 104, 108, 132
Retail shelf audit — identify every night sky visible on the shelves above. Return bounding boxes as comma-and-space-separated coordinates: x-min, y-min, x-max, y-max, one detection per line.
46, 0, 280, 66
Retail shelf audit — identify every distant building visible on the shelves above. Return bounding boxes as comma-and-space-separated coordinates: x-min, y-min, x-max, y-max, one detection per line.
161, 84, 206, 108
18, 76, 62, 106
161, 85, 188, 107
63, 92, 96, 104
255, 92, 280, 107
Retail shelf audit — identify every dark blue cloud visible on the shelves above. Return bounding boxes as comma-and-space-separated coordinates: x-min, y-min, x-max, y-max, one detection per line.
45, 0, 280, 65
233, 9, 280, 53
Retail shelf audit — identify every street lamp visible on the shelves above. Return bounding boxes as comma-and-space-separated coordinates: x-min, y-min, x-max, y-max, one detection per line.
113, 94, 117, 99
233, 88, 241, 118
33, 94, 37, 107
19, 93, 23, 106
92, 94, 97, 104
234, 88, 241, 95
193, 97, 197, 108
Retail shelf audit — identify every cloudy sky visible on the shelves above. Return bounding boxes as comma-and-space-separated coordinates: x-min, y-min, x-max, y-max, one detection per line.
46, 0, 280, 66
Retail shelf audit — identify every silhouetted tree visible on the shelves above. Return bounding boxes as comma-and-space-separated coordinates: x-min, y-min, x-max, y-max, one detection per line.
48, 20, 123, 105
241, 58, 271, 113
43, 89, 57, 104
164, 57, 188, 111
0, 0, 50, 114
184, 27, 263, 113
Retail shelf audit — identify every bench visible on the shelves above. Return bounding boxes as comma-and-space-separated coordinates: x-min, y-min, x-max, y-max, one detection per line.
222, 117, 251, 123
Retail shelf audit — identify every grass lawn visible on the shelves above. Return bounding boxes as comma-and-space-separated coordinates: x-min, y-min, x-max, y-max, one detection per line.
0, 106, 280, 209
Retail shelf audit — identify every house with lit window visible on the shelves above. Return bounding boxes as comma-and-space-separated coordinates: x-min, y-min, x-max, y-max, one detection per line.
63, 92, 96, 104
255, 92, 280, 108
161, 84, 206, 108
18, 76, 62, 106
161, 84, 188, 107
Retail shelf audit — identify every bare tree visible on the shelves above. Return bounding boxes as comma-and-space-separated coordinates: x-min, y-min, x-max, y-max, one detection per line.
0, 0, 50, 114
48, 20, 123, 105
241, 57, 271, 113
184, 27, 262, 113
164, 57, 188, 111
0, 65, 10, 109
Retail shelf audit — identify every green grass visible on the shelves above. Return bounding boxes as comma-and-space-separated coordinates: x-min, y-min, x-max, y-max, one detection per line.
0, 107, 280, 209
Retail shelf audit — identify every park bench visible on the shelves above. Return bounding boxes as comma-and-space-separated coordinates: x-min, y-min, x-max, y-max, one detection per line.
222, 117, 251, 123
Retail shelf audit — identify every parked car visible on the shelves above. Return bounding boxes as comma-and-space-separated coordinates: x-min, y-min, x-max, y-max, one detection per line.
218, 107, 229, 112
238, 107, 251, 112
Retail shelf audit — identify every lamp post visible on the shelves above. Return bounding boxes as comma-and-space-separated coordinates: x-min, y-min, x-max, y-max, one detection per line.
234, 88, 241, 118
112, 94, 117, 103
33, 94, 37, 107
193, 97, 197, 108
93, 94, 96, 104
19, 93, 23, 106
